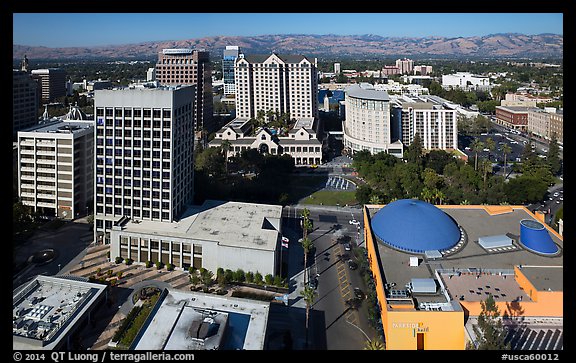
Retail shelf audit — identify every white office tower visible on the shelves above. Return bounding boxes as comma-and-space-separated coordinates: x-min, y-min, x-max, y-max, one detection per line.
93, 85, 195, 244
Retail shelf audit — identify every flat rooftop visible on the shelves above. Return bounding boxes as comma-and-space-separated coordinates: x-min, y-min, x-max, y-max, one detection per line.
366, 205, 563, 306
117, 200, 282, 251
134, 289, 269, 350
13, 275, 107, 350
19, 120, 94, 134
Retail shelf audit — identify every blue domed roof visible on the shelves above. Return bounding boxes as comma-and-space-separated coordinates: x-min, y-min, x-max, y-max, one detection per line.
371, 199, 461, 253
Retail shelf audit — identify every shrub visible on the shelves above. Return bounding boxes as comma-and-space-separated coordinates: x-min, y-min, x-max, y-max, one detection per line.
117, 271, 123, 278
96, 267, 102, 276
273, 275, 283, 287
107, 269, 113, 277
264, 274, 274, 285
145, 260, 152, 268
115, 257, 123, 264
233, 269, 246, 283
188, 266, 195, 274
166, 263, 174, 271
109, 278, 117, 286
155, 261, 164, 270
245, 271, 254, 283
125, 258, 133, 265
254, 271, 263, 285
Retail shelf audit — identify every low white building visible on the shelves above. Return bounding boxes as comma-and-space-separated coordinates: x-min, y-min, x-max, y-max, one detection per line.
209, 117, 323, 166
109, 200, 283, 276
442, 72, 490, 91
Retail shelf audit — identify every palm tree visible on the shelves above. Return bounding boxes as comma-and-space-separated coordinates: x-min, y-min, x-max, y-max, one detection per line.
369, 194, 382, 205
220, 139, 231, 175
485, 137, 495, 160
420, 187, 434, 203
256, 110, 266, 127
471, 139, 484, 171
480, 158, 493, 189
300, 285, 317, 348
301, 237, 314, 284
501, 143, 512, 179
301, 208, 311, 240
434, 189, 446, 205
364, 339, 385, 350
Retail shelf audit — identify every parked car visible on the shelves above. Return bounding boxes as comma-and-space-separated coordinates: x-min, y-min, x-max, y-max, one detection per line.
349, 219, 360, 226
308, 277, 318, 289
353, 288, 365, 300
347, 259, 358, 270
344, 243, 351, 251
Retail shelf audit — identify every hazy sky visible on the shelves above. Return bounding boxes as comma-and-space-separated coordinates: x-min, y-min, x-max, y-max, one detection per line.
13, 13, 563, 48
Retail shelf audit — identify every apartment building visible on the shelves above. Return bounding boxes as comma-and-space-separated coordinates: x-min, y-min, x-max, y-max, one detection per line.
31, 68, 66, 103
93, 85, 195, 244
395, 58, 414, 74
13, 69, 39, 136
390, 95, 458, 152
442, 72, 490, 91
17, 116, 94, 220
154, 49, 213, 132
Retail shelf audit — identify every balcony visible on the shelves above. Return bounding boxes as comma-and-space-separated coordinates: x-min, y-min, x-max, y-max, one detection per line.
20, 149, 35, 155
38, 193, 56, 199
36, 158, 56, 164
20, 166, 35, 172
37, 202, 55, 208
20, 158, 35, 163
37, 167, 56, 173
37, 150, 55, 156
37, 184, 56, 191
37, 176, 55, 182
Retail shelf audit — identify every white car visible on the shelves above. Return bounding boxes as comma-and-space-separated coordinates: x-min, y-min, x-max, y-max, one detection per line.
282, 237, 289, 244
553, 192, 559, 197
349, 219, 360, 226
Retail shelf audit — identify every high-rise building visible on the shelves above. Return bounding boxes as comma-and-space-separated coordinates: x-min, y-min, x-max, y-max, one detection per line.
223, 46, 240, 96
13, 69, 39, 136
343, 83, 403, 157
395, 58, 414, 75
18, 114, 94, 219
334, 62, 341, 75
31, 68, 66, 103
392, 97, 458, 151
154, 49, 213, 133
93, 85, 195, 244
234, 53, 319, 120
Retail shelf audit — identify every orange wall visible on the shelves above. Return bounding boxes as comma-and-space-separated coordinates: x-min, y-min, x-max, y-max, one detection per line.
514, 265, 539, 301
385, 310, 465, 350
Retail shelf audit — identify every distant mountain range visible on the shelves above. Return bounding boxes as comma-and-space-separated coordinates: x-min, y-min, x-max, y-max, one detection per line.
13, 33, 563, 61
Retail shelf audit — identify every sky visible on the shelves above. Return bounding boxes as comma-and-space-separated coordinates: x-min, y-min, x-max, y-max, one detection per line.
13, 13, 563, 48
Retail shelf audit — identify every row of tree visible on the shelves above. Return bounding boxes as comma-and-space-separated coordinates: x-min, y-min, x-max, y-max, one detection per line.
354, 132, 561, 206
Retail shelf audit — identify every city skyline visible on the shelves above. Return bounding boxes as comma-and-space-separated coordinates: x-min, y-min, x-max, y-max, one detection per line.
13, 13, 563, 48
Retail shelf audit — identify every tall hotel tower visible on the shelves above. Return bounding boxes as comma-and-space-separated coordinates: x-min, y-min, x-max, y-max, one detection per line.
155, 49, 213, 133
93, 85, 195, 244
234, 53, 319, 120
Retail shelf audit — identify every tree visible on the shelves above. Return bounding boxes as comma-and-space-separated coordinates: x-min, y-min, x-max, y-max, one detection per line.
220, 139, 231, 175
301, 237, 314, 284
355, 185, 373, 205
200, 268, 214, 292
368, 194, 382, 205
300, 285, 317, 348
479, 158, 493, 190
501, 143, 512, 179
484, 137, 495, 160
364, 339, 385, 350
546, 132, 561, 175
471, 139, 484, 171
470, 294, 510, 350
420, 187, 435, 203
404, 133, 423, 168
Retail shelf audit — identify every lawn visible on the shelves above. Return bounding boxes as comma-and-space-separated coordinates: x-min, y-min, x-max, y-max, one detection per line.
301, 190, 357, 206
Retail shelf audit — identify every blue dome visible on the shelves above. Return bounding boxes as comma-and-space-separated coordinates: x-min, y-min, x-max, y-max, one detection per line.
371, 199, 461, 253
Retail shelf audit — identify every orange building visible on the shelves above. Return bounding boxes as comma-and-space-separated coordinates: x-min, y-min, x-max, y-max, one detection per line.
363, 201, 563, 350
